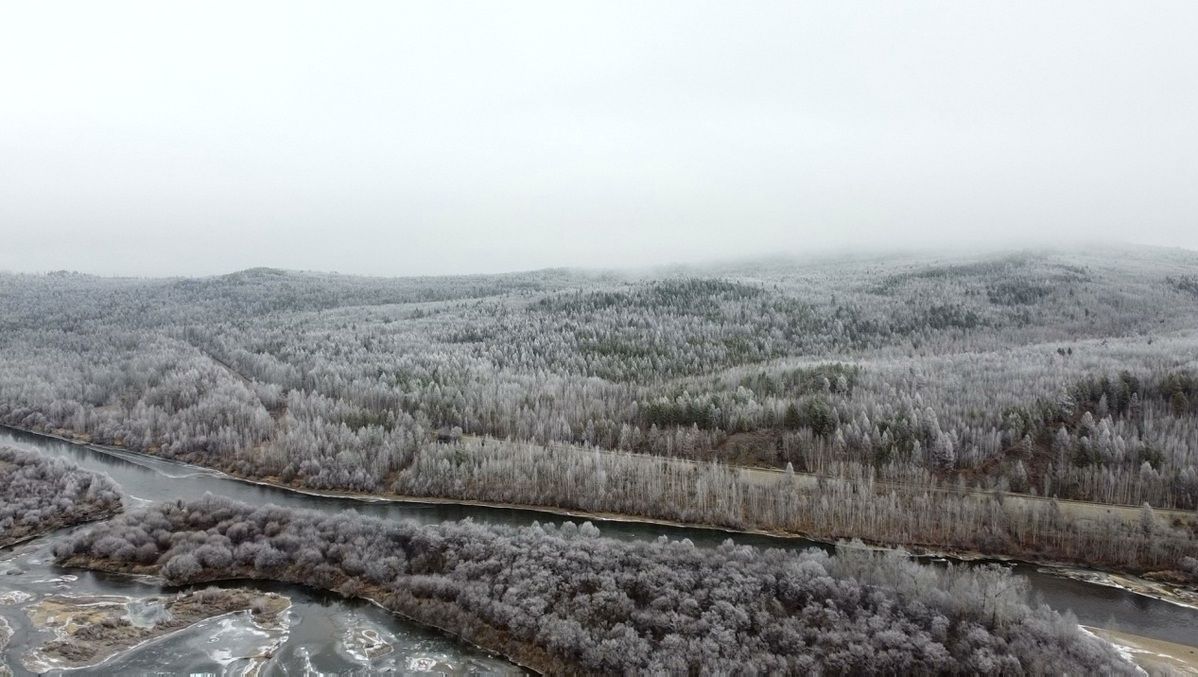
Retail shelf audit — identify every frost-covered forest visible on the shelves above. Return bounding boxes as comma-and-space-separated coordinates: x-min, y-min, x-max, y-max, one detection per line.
0, 446, 122, 547
55, 495, 1135, 675
2, 246, 1198, 570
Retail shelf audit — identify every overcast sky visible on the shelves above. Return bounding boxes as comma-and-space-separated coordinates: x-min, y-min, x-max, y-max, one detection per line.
1, 2, 1196, 277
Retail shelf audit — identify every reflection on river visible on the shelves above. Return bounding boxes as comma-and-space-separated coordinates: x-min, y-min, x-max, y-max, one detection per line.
2, 427, 1196, 674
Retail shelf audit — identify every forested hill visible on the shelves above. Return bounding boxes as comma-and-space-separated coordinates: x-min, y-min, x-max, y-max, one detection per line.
2, 246, 1198, 574
0, 266, 599, 329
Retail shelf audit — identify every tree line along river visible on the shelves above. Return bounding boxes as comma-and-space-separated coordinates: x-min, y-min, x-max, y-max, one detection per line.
1, 426, 1196, 675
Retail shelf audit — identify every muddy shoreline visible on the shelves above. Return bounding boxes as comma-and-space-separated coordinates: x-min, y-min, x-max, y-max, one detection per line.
0, 507, 123, 551
1087, 627, 1198, 675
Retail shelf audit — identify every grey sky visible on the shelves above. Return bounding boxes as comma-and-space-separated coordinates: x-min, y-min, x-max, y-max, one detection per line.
2, 1, 1196, 277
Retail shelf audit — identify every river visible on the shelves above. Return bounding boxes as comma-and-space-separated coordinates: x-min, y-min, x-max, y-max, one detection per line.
2, 427, 1196, 675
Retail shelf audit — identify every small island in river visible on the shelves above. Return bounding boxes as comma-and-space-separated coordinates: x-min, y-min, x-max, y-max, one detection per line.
0, 446, 122, 548
22, 587, 289, 672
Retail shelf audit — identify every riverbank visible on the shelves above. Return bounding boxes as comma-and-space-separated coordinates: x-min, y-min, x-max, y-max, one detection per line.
1088, 627, 1198, 675
1049, 567, 1198, 611
8, 423, 1197, 611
